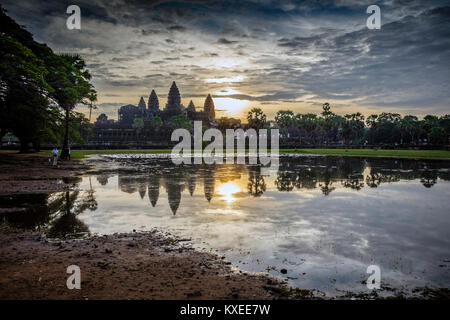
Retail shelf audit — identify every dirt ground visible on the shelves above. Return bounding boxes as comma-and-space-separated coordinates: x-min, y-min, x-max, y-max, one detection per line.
0, 152, 292, 300
0, 152, 86, 195
0, 228, 291, 300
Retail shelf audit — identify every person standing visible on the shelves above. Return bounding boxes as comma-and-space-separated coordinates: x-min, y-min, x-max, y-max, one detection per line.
52, 147, 58, 167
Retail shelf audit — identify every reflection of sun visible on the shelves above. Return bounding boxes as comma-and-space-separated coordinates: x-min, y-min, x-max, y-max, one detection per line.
217, 182, 240, 203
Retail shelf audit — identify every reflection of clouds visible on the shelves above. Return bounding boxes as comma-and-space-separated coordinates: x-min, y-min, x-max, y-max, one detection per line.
204, 209, 245, 216
77, 157, 450, 295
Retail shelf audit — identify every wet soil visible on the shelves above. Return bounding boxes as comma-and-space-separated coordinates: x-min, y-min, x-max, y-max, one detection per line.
0, 152, 86, 195
0, 228, 290, 300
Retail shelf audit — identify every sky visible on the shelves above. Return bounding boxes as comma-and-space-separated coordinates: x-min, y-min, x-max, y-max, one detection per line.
2, 0, 450, 121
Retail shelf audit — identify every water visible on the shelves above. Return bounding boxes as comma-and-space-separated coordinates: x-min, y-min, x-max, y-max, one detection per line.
2, 154, 450, 296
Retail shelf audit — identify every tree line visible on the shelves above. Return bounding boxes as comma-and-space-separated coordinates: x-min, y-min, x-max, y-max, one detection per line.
244, 103, 450, 146
0, 7, 96, 157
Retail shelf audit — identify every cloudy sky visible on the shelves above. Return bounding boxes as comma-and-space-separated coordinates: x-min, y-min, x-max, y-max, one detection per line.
2, 0, 449, 120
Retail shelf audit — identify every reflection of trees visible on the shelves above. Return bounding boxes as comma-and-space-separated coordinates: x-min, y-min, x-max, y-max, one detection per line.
85, 177, 98, 211
46, 190, 97, 238
365, 172, 401, 187
342, 171, 364, 190
420, 170, 438, 188
248, 167, 266, 197
319, 170, 335, 195
0, 176, 95, 237
293, 169, 317, 190
96, 174, 111, 186
275, 171, 295, 191
0, 193, 51, 229
1, 186, 97, 238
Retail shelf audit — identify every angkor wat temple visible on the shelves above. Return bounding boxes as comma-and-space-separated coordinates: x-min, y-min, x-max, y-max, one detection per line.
91, 81, 223, 146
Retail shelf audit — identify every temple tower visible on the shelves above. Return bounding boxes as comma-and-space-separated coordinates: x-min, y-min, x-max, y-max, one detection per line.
165, 81, 182, 113
138, 97, 146, 116
187, 100, 196, 119
148, 89, 159, 117
203, 94, 215, 121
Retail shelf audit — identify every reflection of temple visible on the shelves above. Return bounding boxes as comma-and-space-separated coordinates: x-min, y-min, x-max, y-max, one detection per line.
148, 174, 161, 207
107, 157, 449, 215
204, 170, 215, 202
163, 174, 186, 215
113, 164, 231, 214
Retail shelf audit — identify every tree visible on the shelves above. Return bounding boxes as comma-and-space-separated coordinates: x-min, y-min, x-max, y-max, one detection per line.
275, 110, 295, 129
247, 107, 266, 129
47, 54, 96, 159
217, 117, 231, 132
366, 114, 378, 129
151, 116, 163, 129
88, 99, 97, 122
321, 102, 333, 119
429, 126, 446, 144
399, 115, 419, 143
170, 114, 192, 131
0, 28, 56, 151
132, 117, 144, 144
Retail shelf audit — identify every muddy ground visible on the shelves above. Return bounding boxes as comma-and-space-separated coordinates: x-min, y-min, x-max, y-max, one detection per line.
0, 152, 86, 195
0, 152, 294, 300
0, 228, 293, 300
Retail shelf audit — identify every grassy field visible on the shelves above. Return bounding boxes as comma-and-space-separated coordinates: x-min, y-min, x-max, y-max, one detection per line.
25, 148, 450, 160
282, 149, 450, 160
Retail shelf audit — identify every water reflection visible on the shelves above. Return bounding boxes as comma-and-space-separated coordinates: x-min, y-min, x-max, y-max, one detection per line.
1, 155, 449, 295
0, 177, 97, 238
91, 157, 450, 215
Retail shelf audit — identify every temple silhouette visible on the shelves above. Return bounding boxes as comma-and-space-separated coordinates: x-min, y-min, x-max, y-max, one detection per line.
91, 81, 232, 146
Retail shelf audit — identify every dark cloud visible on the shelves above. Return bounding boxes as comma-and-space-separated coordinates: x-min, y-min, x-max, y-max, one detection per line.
1, 0, 448, 117
167, 25, 187, 31
217, 38, 238, 44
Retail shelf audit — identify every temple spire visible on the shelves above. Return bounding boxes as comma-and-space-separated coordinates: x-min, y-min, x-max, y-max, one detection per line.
138, 97, 146, 115
187, 100, 196, 113
165, 81, 181, 112
148, 89, 159, 112
203, 94, 215, 120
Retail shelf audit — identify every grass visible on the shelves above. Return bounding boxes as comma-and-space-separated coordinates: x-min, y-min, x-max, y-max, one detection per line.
281, 148, 450, 160
26, 148, 450, 160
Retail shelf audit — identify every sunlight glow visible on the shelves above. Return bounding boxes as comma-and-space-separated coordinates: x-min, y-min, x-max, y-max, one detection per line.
205, 75, 245, 83
214, 97, 249, 117
217, 182, 241, 203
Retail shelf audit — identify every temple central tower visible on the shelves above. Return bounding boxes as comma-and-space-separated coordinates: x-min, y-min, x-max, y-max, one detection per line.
147, 89, 160, 118
203, 94, 215, 121
165, 81, 182, 113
